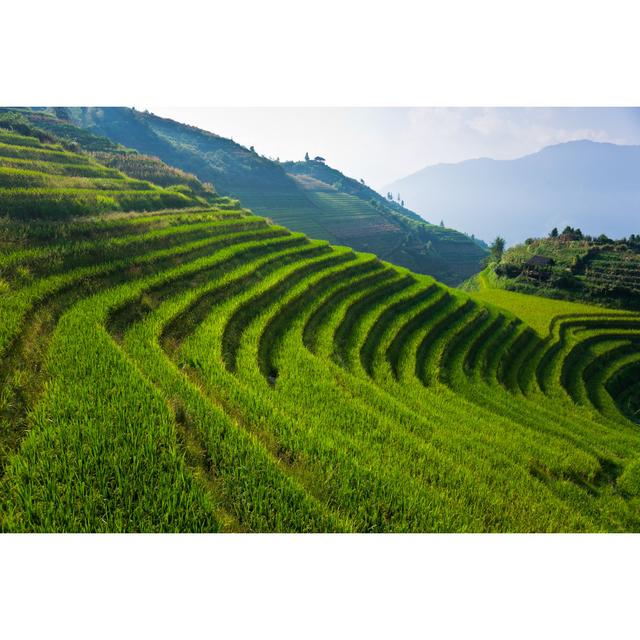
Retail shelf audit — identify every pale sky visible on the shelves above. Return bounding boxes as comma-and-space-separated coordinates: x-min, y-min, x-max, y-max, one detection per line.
147, 107, 640, 190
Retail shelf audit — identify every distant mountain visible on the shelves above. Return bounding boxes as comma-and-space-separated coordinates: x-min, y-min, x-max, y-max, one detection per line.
46, 107, 486, 284
387, 140, 640, 245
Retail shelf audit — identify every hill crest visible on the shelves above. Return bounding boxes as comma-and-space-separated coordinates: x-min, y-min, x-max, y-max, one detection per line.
53, 107, 487, 284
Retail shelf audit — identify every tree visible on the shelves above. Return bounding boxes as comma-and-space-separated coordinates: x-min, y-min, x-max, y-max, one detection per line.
360, 178, 365, 185
401, 200, 404, 207
249, 145, 255, 153
490, 236, 506, 262
304, 152, 310, 161
387, 192, 393, 201
550, 227, 558, 238
397, 193, 401, 202
561, 226, 583, 240
440, 220, 445, 227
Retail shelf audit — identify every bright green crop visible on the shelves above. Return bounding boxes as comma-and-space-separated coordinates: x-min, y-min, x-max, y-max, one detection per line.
1, 200, 639, 532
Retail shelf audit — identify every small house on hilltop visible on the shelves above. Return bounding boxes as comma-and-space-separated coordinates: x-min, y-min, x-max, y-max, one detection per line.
523, 255, 554, 281
314, 156, 326, 163
525, 255, 554, 268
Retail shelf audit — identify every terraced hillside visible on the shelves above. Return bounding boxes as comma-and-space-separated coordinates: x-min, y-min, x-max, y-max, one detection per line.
584, 250, 640, 299
285, 161, 488, 284
282, 158, 429, 223
0, 125, 202, 219
37, 107, 487, 284
489, 233, 640, 310
1, 203, 639, 532
0, 109, 216, 203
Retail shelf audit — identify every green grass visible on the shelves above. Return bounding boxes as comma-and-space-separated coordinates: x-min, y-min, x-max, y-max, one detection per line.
287, 176, 487, 285
41, 107, 487, 285
1, 198, 639, 532
0, 126, 204, 219
466, 267, 632, 335
490, 235, 640, 310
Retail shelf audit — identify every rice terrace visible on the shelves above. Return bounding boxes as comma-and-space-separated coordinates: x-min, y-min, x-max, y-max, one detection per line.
1, 108, 639, 533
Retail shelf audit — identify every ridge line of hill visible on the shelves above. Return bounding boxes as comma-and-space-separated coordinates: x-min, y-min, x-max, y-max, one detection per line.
37, 107, 487, 285
386, 139, 640, 246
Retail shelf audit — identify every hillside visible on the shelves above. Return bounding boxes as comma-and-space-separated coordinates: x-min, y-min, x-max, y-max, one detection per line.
4, 108, 216, 200
1, 198, 639, 531
387, 140, 640, 245
43, 107, 487, 284
283, 160, 488, 283
283, 158, 426, 222
471, 230, 640, 311
0, 111, 212, 218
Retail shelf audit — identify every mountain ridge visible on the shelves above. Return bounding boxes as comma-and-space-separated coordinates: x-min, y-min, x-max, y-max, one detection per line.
387, 139, 640, 246
45, 107, 486, 284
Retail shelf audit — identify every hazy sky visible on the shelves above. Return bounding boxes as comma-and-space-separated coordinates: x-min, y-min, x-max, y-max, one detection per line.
147, 107, 640, 190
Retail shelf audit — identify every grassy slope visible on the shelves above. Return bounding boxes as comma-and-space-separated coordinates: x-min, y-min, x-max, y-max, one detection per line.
0, 109, 216, 219
5, 109, 216, 200
0, 139, 196, 219
284, 161, 488, 284
1, 202, 639, 532
58, 106, 348, 237
1, 111, 638, 532
50, 107, 486, 284
282, 158, 428, 222
492, 235, 640, 310
466, 267, 629, 335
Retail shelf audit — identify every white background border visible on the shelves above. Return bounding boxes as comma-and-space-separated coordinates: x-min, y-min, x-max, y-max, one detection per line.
2, 534, 639, 638
2, 1, 640, 637
3, 0, 640, 106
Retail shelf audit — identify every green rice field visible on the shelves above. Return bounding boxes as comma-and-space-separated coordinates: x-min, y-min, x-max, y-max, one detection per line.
1, 202, 639, 532
0, 130, 201, 219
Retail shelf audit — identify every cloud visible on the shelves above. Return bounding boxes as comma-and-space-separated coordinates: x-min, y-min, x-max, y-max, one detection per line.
398, 108, 635, 175
151, 106, 640, 189
547, 127, 627, 145
467, 110, 506, 136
